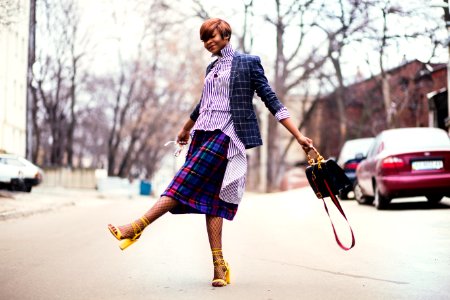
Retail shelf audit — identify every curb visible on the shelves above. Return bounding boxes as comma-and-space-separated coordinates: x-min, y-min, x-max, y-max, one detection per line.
0, 187, 156, 221
0, 200, 76, 221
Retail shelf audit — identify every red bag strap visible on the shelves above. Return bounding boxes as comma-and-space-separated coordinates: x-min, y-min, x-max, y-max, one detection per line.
305, 146, 355, 250
321, 178, 356, 250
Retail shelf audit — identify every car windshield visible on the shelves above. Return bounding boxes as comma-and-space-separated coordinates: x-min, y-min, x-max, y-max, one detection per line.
337, 138, 374, 165
382, 128, 450, 152
0, 157, 26, 167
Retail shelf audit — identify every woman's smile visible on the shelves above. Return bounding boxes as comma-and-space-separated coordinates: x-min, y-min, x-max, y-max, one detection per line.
203, 29, 229, 55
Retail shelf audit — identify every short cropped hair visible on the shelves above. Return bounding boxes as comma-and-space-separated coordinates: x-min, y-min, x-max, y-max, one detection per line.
200, 18, 232, 42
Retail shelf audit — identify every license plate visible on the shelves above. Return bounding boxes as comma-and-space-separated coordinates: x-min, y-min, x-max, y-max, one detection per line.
411, 160, 443, 171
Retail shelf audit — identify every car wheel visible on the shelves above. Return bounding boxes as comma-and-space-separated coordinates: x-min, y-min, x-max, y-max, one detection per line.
24, 184, 32, 193
374, 185, 390, 210
426, 195, 443, 204
11, 179, 26, 192
339, 190, 349, 200
354, 180, 373, 205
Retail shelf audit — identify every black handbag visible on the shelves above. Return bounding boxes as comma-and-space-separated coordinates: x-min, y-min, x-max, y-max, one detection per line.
304, 147, 355, 250
305, 148, 353, 199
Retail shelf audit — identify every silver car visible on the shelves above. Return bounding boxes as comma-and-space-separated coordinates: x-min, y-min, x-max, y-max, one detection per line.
336, 137, 375, 199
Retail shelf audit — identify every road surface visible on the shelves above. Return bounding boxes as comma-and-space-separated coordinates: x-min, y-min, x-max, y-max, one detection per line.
0, 188, 449, 299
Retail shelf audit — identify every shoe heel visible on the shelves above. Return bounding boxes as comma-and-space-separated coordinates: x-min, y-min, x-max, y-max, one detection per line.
119, 239, 137, 250
226, 267, 231, 284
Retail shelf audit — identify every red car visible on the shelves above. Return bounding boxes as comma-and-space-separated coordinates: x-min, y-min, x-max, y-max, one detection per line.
354, 127, 450, 209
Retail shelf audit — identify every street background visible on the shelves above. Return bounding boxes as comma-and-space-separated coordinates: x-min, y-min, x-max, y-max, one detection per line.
2, 2, 450, 299
1, 187, 449, 300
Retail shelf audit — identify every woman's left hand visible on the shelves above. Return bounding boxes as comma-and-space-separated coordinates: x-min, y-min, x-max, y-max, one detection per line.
279, 117, 313, 151
297, 135, 313, 151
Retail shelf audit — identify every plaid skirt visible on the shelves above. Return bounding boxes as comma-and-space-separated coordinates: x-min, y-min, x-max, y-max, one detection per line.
161, 130, 239, 220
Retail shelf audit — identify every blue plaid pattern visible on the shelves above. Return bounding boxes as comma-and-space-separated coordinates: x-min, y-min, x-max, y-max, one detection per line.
190, 52, 285, 149
162, 130, 238, 220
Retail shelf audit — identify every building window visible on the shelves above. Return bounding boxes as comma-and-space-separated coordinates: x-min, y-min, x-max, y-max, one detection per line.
399, 77, 409, 91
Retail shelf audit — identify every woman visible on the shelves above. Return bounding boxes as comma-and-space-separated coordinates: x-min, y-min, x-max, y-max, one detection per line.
108, 18, 313, 287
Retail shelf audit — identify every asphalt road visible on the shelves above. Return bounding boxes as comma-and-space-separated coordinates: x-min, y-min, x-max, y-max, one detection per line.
0, 188, 449, 300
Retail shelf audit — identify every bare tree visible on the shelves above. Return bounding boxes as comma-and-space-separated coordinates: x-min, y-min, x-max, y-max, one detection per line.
262, 0, 328, 191
33, 0, 89, 166
313, 0, 372, 142
191, 0, 211, 19
73, 103, 110, 168
365, 0, 445, 129
63, 1, 88, 167
378, 1, 399, 128
100, 0, 202, 179
237, 0, 255, 53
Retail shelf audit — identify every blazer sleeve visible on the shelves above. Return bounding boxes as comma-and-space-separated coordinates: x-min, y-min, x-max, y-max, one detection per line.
250, 56, 285, 116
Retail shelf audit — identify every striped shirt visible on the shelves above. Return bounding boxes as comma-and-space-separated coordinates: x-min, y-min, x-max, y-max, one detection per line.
193, 43, 290, 204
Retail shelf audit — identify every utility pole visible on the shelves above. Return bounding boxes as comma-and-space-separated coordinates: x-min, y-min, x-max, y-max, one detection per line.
26, 0, 36, 161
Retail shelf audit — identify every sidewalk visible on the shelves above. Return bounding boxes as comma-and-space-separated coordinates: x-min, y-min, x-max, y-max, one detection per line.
0, 186, 154, 221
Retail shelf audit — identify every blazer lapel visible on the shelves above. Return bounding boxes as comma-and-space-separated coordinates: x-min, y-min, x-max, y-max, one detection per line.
229, 53, 241, 94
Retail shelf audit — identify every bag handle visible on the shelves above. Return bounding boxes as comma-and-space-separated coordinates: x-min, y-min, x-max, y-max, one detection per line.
304, 146, 325, 167
305, 147, 355, 250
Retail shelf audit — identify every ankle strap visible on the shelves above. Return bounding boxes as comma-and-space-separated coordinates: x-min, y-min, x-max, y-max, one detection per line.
131, 222, 142, 235
140, 216, 150, 226
213, 258, 226, 266
211, 248, 222, 255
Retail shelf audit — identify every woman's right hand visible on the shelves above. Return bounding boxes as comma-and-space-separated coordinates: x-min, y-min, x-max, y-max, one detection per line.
177, 129, 190, 145
177, 118, 195, 145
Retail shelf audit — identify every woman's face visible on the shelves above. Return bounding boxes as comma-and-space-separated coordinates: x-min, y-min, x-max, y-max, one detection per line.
203, 29, 229, 55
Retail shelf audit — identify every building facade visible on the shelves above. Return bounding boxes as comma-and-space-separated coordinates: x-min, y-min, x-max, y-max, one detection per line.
303, 60, 448, 158
0, 0, 30, 157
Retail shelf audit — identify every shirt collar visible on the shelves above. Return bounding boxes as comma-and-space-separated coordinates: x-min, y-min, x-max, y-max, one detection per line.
213, 43, 234, 59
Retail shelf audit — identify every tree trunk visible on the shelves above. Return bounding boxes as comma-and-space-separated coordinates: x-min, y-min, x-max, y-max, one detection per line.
381, 73, 393, 128
380, 7, 393, 129
331, 56, 347, 142
31, 86, 40, 163
107, 74, 125, 176
266, 2, 284, 192
117, 133, 139, 178
66, 55, 77, 167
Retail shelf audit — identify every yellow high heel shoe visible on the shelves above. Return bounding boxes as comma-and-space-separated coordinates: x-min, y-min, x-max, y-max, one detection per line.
211, 249, 231, 287
107, 216, 149, 250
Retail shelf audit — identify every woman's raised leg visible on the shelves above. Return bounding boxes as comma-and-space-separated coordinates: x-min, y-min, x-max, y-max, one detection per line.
107, 196, 178, 250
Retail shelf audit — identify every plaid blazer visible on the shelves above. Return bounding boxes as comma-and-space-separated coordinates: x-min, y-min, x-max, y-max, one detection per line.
190, 52, 284, 149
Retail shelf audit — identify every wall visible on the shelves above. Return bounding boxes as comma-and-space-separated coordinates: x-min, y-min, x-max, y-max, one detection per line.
0, 0, 29, 157
42, 168, 97, 189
